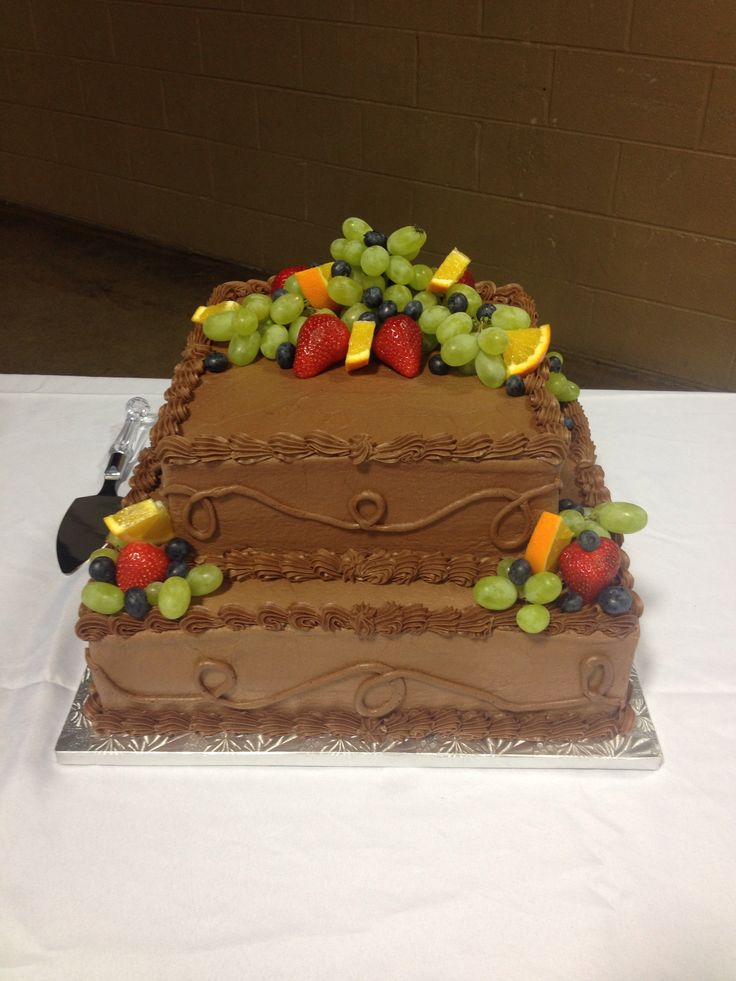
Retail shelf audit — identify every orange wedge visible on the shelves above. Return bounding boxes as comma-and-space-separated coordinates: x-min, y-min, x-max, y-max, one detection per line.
503, 323, 551, 377
295, 266, 339, 310
345, 321, 375, 371
524, 510, 574, 573
429, 248, 470, 293
191, 300, 240, 324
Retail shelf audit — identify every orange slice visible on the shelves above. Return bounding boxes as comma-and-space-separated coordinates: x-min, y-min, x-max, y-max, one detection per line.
503, 324, 551, 377
428, 248, 470, 293
295, 267, 339, 310
345, 321, 375, 371
524, 510, 574, 573
104, 499, 174, 545
191, 300, 240, 324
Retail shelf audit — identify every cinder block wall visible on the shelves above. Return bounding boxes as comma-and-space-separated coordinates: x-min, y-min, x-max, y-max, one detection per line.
1, 1, 735, 389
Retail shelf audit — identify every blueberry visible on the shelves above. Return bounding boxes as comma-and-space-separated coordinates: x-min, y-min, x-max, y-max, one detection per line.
578, 530, 600, 552
564, 416, 575, 430
203, 351, 229, 373
377, 300, 397, 322
558, 590, 584, 613
446, 292, 468, 313
508, 558, 532, 586
271, 288, 287, 299
428, 353, 450, 376
331, 260, 351, 278
165, 538, 191, 561
477, 303, 496, 321
167, 559, 189, 579
404, 299, 423, 321
89, 556, 117, 584
505, 375, 525, 397
549, 355, 563, 372
276, 341, 296, 369
598, 585, 633, 616
364, 230, 388, 248
362, 287, 383, 309
559, 498, 577, 513
357, 310, 379, 324
124, 587, 150, 620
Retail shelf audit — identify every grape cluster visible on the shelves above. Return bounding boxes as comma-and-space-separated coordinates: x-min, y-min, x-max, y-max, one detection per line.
82, 536, 225, 621
473, 559, 562, 634
544, 350, 580, 404
202, 291, 309, 368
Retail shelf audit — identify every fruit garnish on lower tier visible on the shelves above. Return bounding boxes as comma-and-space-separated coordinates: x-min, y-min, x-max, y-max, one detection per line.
373, 315, 422, 378
524, 511, 574, 573
103, 499, 173, 545
293, 314, 350, 378
557, 537, 621, 604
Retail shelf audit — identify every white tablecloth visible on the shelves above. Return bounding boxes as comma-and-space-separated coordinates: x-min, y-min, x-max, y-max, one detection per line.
2, 375, 735, 980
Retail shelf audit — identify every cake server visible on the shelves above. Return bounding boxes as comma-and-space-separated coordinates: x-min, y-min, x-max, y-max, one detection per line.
56, 397, 154, 574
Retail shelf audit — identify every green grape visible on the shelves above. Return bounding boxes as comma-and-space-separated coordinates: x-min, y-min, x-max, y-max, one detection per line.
283, 274, 304, 296
270, 293, 304, 325
343, 240, 366, 266
387, 255, 413, 285
145, 581, 163, 605
475, 351, 506, 389
384, 284, 412, 310
258, 318, 274, 334
411, 264, 434, 291
418, 305, 450, 334
231, 306, 259, 336
447, 284, 482, 316
516, 603, 550, 634
387, 225, 427, 257
327, 275, 363, 306
591, 502, 648, 534
436, 312, 473, 345
524, 572, 563, 605
89, 547, 117, 562
441, 333, 479, 367
360, 245, 390, 276
491, 305, 531, 331
228, 332, 260, 366
548, 349, 564, 365
342, 216, 372, 241
187, 564, 224, 597
158, 576, 191, 620
546, 372, 569, 399
457, 360, 477, 375
477, 326, 509, 356
202, 311, 235, 342
342, 303, 369, 329
580, 518, 611, 539
413, 290, 438, 309
559, 380, 580, 403
497, 558, 512, 578
330, 237, 348, 260
361, 274, 386, 291
473, 575, 518, 611
81, 581, 124, 615
242, 293, 271, 321
288, 316, 307, 345
560, 508, 585, 534
106, 533, 124, 549
421, 332, 438, 355
403, 244, 422, 261
314, 308, 338, 316
260, 324, 289, 359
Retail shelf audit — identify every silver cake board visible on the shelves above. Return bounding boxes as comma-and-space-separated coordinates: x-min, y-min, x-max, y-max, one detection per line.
55, 669, 663, 770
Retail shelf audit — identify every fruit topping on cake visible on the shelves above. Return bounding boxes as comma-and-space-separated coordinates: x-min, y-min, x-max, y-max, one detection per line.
557, 537, 622, 605
429, 247, 471, 293
271, 265, 308, 294
103, 499, 173, 545
293, 314, 350, 378
345, 320, 376, 372
115, 542, 169, 591
373, 314, 422, 378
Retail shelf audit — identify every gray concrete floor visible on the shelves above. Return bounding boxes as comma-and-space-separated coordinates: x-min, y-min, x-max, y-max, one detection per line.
1, 203, 701, 387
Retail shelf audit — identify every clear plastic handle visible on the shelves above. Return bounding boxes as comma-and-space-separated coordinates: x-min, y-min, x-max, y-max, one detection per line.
104, 397, 152, 481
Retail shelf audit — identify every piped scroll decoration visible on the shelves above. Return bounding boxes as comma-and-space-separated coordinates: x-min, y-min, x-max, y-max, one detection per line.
163, 479, 561, 550
88, 655, 625, 721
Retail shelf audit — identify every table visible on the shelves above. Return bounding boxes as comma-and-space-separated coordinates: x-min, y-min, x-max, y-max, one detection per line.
2, 375, 735, 980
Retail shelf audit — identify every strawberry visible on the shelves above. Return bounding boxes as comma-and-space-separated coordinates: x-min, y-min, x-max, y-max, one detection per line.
116, 542, 169, 591
458, 269, 476, 287
373, 315, 422, 378
558, 537, 621, 604
293, 314, 350, 379
271, 265, 308, 294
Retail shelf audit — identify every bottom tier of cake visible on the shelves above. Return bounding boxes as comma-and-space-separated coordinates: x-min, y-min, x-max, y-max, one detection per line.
79, 578, 639, 744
